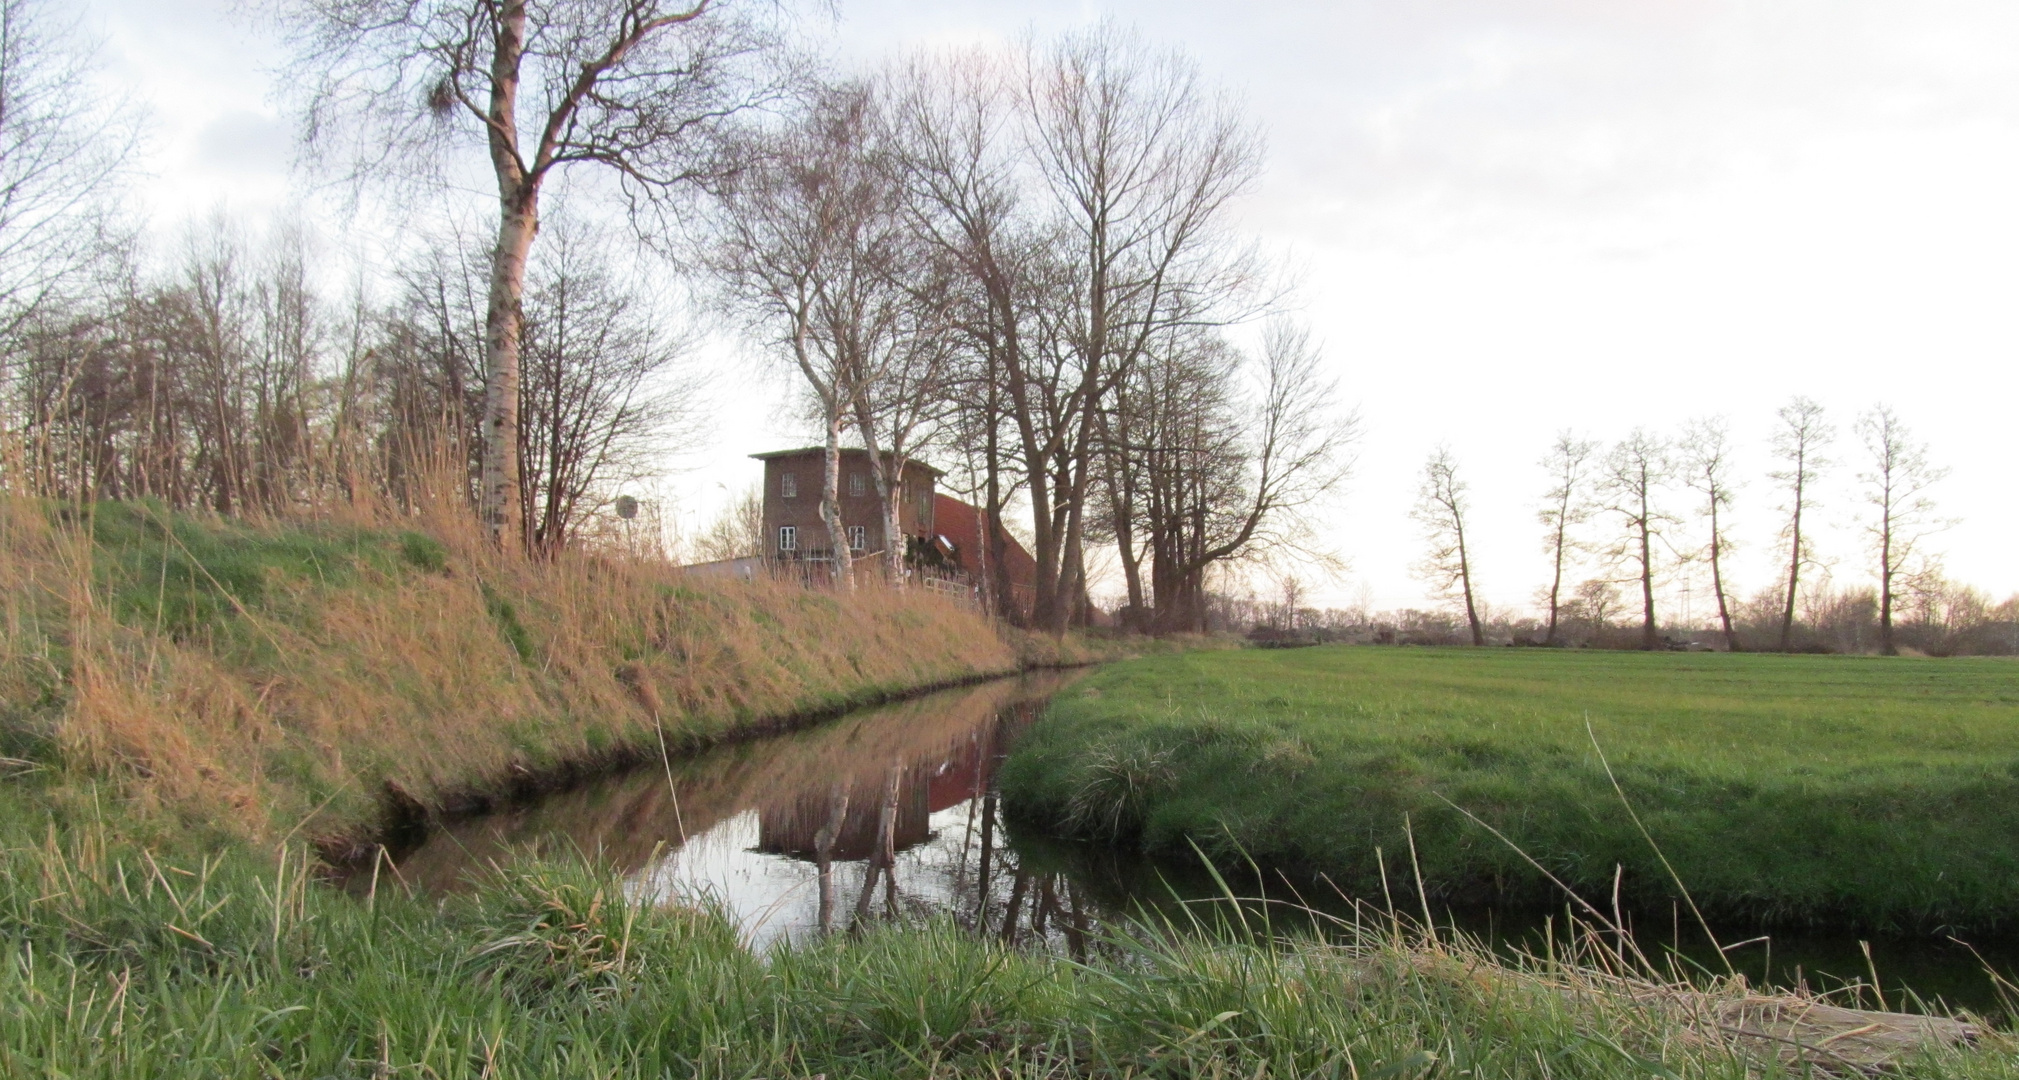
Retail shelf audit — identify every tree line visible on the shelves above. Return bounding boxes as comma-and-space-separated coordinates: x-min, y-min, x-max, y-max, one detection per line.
1405, 397, 1987, 655
705, 34, 1350, 632
0, 0, 1351, 635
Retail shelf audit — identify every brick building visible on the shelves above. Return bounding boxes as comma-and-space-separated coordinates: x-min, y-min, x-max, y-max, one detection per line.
752, 448, 941, 564
931, 494, 1037, 619
751, 448, 1040, 618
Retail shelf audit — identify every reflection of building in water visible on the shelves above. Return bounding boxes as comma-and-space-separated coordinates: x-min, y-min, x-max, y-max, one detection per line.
376, 672, 1120, 949
753, 728, 991, 862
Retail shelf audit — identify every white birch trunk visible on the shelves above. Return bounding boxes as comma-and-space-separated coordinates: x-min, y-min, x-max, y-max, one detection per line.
479, 203, 537, 548
821, 410, 854, 590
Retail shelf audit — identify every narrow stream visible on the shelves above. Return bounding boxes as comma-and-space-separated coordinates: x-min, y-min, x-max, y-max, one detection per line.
384, 673, 2019, 1015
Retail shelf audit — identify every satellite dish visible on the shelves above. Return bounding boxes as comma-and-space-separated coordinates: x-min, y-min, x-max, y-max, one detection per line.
614, 495, 639, 520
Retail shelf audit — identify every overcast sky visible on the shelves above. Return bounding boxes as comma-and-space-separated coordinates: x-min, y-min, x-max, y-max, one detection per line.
80, 0, 2019, 617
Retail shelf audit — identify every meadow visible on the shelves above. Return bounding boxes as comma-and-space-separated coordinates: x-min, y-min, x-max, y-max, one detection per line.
999, 646, 2019, 932
3, 501, 2011, 1076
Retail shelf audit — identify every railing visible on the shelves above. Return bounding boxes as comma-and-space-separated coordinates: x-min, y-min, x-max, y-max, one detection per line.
920, 574, 974, 606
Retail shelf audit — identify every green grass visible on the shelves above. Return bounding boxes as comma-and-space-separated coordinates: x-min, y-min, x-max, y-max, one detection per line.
84, 499, 400, 640
999, 646, 2019, 932
3, 786, 2007, 1080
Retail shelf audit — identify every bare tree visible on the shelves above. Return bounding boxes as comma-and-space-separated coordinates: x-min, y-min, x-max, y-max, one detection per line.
1769, 396, 1833, 651
1855, 405, 1948, 656
278, 0, 780, 549
1535, 431, 1594, 646
690, 484, 763, 562
0, 0, 134, 335
1679, 416, 1741, 652
1114, 321, 1349, 633
516, 221, 694, 558
876, 31, 1263, 629
882, 47, 1035, 620
1278, 574, 1305, 633
1412, 446, 1483, 646
953, 25, 1263, 631
1598, 430, 1674, 651
712, 87, 890, 589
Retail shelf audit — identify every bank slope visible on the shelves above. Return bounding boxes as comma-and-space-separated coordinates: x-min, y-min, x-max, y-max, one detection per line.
0, 499, 1114, 849
999, 645, 2019, 932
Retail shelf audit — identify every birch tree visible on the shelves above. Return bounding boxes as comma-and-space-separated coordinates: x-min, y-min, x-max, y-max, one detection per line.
1535, 431, 1594, 646
1413, 446, 1483, 646
1679, 416, 1740, 652
0, 0, 134, 334
1769, 396, 1832, 650
278, 0, 779, 550
713, 86, 899, 588
1856, 405, 1947, 656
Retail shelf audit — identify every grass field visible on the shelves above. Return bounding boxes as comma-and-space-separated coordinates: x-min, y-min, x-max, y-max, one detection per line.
999, 646, 2019, 932
6, 500, 2013, 1075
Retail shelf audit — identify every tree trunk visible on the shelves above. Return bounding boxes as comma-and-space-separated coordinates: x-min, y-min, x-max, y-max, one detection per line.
1544, 522, 1567, 646
1456, 522, 1484, 646
1878, 517, 1896, 656
820, 412, 853, 590
1639, 516, 1658, 651
1779, 494, 1803, 651
477, 0, 534, 550
1708, 501, 1739, 652
883, 470, 905, 585
853, 394, 905, 589
479, 204, 537, 549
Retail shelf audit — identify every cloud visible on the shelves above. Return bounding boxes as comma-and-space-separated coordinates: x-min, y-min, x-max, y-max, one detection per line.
192, 110, 292, 176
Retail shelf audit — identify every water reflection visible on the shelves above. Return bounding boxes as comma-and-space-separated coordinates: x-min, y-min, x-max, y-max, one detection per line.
385, 672, 2019, 1012
391, 672, 1104, 949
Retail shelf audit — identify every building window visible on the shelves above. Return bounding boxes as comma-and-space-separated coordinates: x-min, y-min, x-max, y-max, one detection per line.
849, 471, 866, 497
780, 472, 798, 499
915, 487, 931, 523
778, 525, 796, 552
848, 525, 867, 551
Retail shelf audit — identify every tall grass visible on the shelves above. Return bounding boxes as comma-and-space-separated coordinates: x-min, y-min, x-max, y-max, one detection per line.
0, 496, 1112, 851
1002, 645, 2019, 932
0, 790, 2001, 1079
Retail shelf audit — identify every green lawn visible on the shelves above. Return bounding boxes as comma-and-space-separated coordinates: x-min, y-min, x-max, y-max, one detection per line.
999, 646, 2019, 932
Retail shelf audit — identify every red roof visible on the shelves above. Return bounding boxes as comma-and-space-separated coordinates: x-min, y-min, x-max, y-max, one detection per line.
932, 494, 1036, 593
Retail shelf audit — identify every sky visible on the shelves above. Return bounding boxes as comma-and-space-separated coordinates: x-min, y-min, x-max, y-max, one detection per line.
77, 0, 2019, 618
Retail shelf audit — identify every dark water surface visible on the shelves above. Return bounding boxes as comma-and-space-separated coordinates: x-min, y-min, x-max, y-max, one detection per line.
387, 674, 2019, 1015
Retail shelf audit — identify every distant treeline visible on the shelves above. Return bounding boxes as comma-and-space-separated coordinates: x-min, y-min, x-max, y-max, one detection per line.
1231, 398, 2013, 655
1234, 580, 2019, 657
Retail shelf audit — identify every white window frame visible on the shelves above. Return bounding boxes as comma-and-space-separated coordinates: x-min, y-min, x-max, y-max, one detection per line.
778, 525, 797, 552
780, 472, 798, 499
847, 525, 867, 551
848, 472, 866, 497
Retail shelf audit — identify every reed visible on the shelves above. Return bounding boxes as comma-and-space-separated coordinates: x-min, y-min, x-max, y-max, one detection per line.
0, 791, 2002, 1079
0, 496, 1116, 852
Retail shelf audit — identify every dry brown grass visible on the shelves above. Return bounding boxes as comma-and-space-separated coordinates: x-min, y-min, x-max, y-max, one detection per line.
0, 495, 1120, 851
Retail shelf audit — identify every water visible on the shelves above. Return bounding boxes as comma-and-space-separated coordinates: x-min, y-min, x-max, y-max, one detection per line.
383, 673, 2019, 1014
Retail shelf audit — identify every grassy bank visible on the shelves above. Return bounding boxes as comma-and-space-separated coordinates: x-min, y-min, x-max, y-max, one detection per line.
4, 504, 2009, 1077
999, 646, 2019, 932
0, 498, 1118, 851
2, 791, 2005, 1079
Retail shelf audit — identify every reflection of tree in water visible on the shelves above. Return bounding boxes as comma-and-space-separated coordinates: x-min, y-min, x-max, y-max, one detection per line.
780, 715, 1115, 955
376, 666, 1300, 959
382, 670, 1130, 956
377, 669, 2019, 1008
388, 673, 1077, 893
